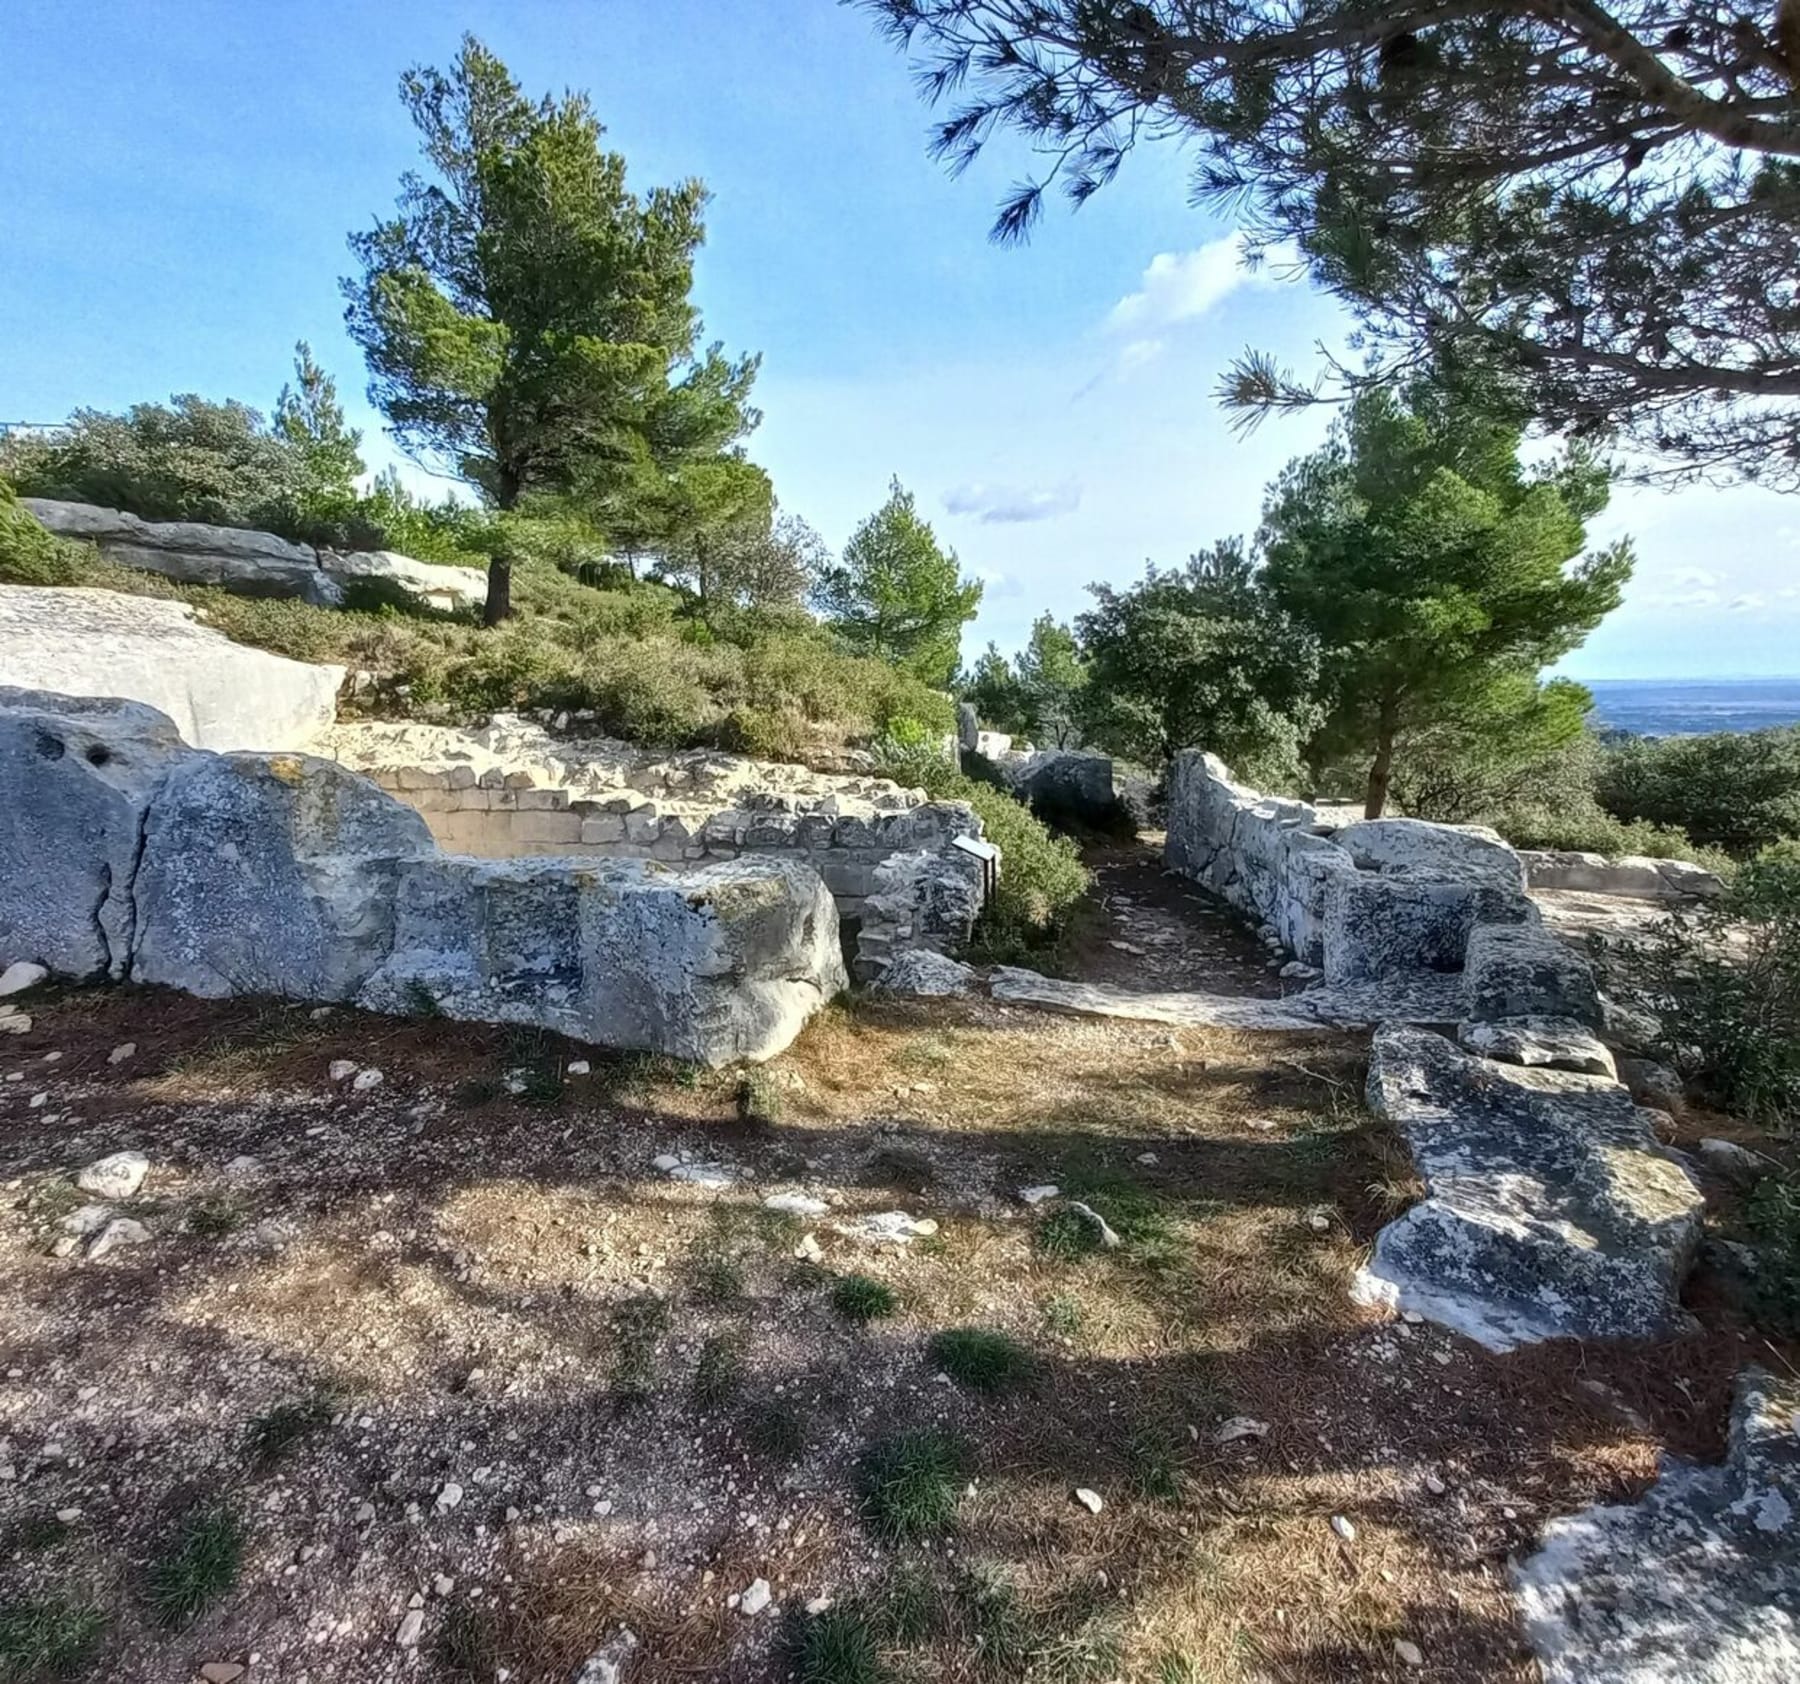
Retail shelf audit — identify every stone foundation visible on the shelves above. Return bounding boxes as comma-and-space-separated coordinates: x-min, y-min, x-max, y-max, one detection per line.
0, 689, 844, 1064
322, 718, 990, 979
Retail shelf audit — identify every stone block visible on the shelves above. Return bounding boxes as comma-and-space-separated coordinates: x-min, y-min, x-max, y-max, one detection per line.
581, 815, 626, 845
515, 787, 569, 811
513, 810, 583, 846
1463, 922, 1602, 1027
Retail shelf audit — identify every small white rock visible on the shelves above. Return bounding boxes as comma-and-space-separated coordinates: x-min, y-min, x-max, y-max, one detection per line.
566, 1060, 591, 1076
0, 961, 48, 997
1073, 1487, 1105, 1515
395, 1609, 425, 1648
1213, 1417, 1270, 1446
328, 1059, 358, 1082
763, 1191, 829, 1218
75, 1152, 149, 1200
435, 1481, 464, 1511
106, 1042, 137, 1065
1018, 1184, 1060, 1206
351, 1067, 384, 1092
1394, 1638, 1424, 1667
739, 1578, 772, 1617
1330, 1514, 1356, 1542
433, 1574, 454, 1597
87, 1217, 151, 1259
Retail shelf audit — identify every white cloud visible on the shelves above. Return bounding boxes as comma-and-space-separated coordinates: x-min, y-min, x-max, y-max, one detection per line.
942, 480, 1081, 524
1104, 232, 1287, 338
1648, 588, 1722, 609
1730, 593, 1766, 612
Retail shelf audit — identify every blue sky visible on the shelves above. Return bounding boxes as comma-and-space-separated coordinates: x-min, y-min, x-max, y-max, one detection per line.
5, 0, 1797, 680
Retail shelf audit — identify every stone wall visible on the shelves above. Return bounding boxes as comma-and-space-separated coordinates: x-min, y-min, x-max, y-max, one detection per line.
323, 718, 990, 980
1518, 847, 1724, 900
23, 498, 488, 612
1164, 751, 1536, 982
0, 688, 845, 1065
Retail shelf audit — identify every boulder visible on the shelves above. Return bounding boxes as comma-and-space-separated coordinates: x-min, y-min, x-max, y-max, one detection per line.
1355, 1026, 1704, 1350
319, 548, 487, 613
132, 751, 431, 1001
1462, 921, 1603, 1027
0, 586, 342, 751
1003, 749, 1118, 828
956, 701, 980, 753
1512, 1367, 1800, 1683
0, 688, 193, 978
1335, 817, 1527, 893
360, 855, 845, 1065
1457, 1016, 1617, 1078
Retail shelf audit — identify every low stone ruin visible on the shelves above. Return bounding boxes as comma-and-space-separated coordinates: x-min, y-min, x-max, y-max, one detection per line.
0, 688, 845, 1063
1520, 846, 1725, 900
0, 585, 342, 751
24, 497, 489, 611
1513, 1367, 1800, 1683
322, 718, 989, 981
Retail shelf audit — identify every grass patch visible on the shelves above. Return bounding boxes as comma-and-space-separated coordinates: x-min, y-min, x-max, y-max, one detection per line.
788, 1604, 886, 1684
691, 1251, 745, 1306
928, 1328, 1034, 1394
743, 1401, 807, 1462
186, 1197, 244, 1238
609, 1293, 669, 1402
146, 1507, 242, 1629
1035, 1207, 1105, 1262
1124, 1422, 1186, 1504
0, 1595, 106, 1681
435, 1599, 501, 1679
249, 1394, 335, 1468
831, 1274, 899, 1325
1040, 1292, 1084, 1339
736, 1070, 783, 1124
693, 1335, 745, 1406
858, 1430, 968, 1539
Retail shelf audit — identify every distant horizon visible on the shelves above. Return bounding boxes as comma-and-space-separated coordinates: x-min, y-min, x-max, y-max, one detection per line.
1572, 674, 1800, 686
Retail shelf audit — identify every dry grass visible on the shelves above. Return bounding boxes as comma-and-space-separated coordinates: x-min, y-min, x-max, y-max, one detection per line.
0, 953, 1786, 1683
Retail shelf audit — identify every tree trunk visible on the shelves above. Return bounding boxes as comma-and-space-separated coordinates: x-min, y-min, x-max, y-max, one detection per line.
482, 552, 513, 627
1364, 701, 1399, 819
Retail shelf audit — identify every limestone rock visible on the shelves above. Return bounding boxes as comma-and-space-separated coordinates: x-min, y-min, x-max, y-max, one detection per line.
1462, 922, 1603, 1028
1335, 817, 1526, 892
1513, 1367, 1800, 1683
1457, 1016, 1617, 1078
1619, 1056, 1687, 1118
318, 547, 487, 612
573, 1631, 639, 1684
0, 961, 48, 997
132, 751, 429, 1001
872, 948, 976, 997
1355, 1026, 1703, 1351
87, 1216, 151, 1259
1697, 1138, 1765, 1185
360, 854, 844, 1065
0, 586, 342, 751
0, 688, 193, 978
76, 1152, 149, 1199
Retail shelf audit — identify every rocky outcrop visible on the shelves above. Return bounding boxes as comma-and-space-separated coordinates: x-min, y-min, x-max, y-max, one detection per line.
0, 586, 342, 751
0, 690, 190, 979
1520, 847, 1725, 901
22, 498, 488, 612
990, 747, 1120, 829
1355, 1025, 1703, 1350
874, 948, 977, 997
1513, 1367, 1800, 1683
0, 688, 843, 1063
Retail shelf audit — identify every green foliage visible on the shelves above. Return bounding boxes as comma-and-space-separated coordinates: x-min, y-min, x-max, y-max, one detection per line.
1742, 1177, 1800, 1335
1386, 674, 1595, 823
815, 478, 981, 686
609, 1292, 670, 1399
146, 1508, 243, 1629
964, 614, 1088, 747
1261, 374, 1631, 817
0, 1595, 106, 1681
1599, 728, 1800, 856
831, 1273, 900, 1324
344, 33, 758, 549
1035, 1207, 1103, 1261
927, 1327, 1034, 1393
858, 1429, 969, 1537
1491, 796, 1730, 873
735, 1069, 783, 1124
0, 484, 86, 586
789, 1604, 887, 1684
272, 339, 365, 492
1619, 842, 1800, 1127
1076, 540, 1322, 784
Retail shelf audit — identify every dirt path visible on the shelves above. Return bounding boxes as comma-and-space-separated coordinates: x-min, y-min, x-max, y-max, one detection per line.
1059, 836, 1283, 997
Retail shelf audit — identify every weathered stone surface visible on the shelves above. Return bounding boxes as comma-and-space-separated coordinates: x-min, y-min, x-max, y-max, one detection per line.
25, 498, 338, 602
1336, 817, 1527, 891
0, 586, 342, 751
360, 855, 845, 1065
1463, 921, 1603, 1027
1322, 869, 1532, 981
997, 748, 1118, 826
318, 548, 487, 611
1520, 847, 1725, 901
132, 751, 431, 1000
1457, 1016, 1617, 1077
1355, 1026, 1703, 1350
873, 948, 976, 997
1513, 1367, 1800, 1684
0, 688, 192, 978
985, 966, 1467, 1030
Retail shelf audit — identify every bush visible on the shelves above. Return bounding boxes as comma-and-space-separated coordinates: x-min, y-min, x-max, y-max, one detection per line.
1490, 797, 1733, 874
1599, 728, 1800, 856
0, 483, 88, 586
1616, 842, 1800, 1127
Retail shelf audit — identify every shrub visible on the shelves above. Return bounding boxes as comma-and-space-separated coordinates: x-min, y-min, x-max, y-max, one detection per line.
0, 1595, 106, 1680
1599, 728, 1800, 856
1616, 842, 1800, 1127
1491, 798, 1733, 874
788, 1604, 886, 1684
831, 1274, 899, 1324
0, 483, 87, 586
146, 1508, 242, 1629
